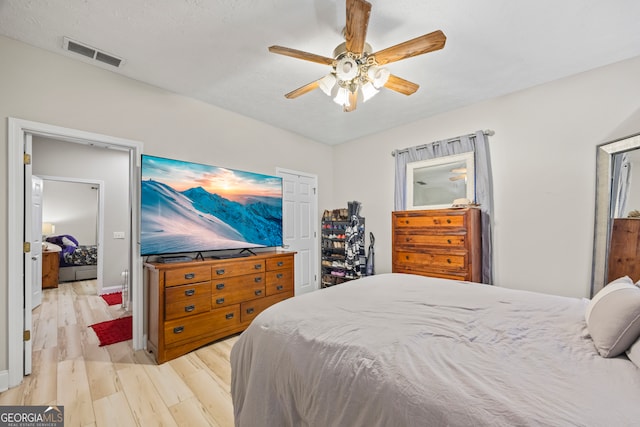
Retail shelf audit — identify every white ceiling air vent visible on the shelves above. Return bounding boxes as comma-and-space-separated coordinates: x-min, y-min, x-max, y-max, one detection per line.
63, 36, 124, 68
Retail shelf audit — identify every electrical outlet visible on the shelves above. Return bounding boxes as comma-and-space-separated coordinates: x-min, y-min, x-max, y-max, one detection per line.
113, 231, 125, 239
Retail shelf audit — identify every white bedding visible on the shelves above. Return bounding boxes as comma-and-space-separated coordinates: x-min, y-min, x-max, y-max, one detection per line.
231, 273, 640, 426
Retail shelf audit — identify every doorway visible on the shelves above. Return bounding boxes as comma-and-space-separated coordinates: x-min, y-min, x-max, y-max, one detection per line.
7, 118, 143, 388
37, 176, 104, 290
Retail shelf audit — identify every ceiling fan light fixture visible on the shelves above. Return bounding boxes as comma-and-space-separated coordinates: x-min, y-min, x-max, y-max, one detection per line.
367, 66, 390, 89
333, 87, 351, 107
319, 74, 337, 96
336, 57, 359, 81
361, 82, 379, 102
268, 0, 447, 112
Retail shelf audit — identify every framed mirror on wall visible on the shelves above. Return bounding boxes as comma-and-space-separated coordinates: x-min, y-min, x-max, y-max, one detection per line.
405, 152, 475, 210
592, 133, 640, 296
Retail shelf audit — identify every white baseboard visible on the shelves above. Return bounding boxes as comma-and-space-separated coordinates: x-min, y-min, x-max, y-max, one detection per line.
0, 369, 9, 392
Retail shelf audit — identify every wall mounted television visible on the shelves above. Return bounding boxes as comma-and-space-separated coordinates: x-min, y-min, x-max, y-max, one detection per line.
140, 154, 283, 257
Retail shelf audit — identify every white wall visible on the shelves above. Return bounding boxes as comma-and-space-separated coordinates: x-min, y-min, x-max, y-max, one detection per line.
42, 180, 98, 245
0, 35, 334, 373
333, 55, 640, 299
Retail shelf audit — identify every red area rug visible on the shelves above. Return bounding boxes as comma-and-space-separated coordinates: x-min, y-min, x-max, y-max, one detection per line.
101, 292, 122, 306
89, 316, 132, 346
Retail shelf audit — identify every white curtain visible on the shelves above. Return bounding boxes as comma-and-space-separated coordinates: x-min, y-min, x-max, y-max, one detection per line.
393, 130, 494, 284
611, 153, 631, 218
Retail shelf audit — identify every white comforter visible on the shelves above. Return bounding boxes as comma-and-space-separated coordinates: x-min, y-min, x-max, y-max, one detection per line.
231, 273, 640, 426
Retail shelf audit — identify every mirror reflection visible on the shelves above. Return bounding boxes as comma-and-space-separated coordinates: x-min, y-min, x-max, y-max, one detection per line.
593, 134, 640, 295
607, 149, 640, 284
612, 150, 640, 219
406, 152, 475, 210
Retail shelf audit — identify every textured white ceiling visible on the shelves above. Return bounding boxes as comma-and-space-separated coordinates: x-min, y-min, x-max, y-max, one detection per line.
2, 0, 640, 145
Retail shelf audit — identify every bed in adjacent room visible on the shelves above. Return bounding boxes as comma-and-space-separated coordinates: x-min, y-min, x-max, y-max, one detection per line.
231, 273, 640, 426
45, 234, 98, 282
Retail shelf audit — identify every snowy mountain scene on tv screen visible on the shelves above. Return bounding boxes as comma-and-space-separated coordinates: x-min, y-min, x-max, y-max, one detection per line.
140, 155, 283, 256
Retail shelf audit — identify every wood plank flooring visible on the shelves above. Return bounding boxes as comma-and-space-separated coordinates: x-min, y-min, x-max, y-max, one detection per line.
0, 281, 237, 427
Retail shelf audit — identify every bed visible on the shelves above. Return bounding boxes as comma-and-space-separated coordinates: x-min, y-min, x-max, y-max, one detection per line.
231, 273, 640, 426
44, 234, 98, 282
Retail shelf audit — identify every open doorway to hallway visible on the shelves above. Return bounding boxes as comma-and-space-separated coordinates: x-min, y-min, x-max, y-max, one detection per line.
7, 118, 143, 389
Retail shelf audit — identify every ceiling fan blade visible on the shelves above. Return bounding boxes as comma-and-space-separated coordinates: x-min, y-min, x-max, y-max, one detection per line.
372, 30, 446, 65
384, 74, 420, 96
268, 46, 335, 66
344, 91, 358, 112
345, 0, 372, 55
284, 80, 320, 99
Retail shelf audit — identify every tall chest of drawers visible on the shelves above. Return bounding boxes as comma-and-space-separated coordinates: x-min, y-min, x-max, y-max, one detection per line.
392, 208, 482, 282
146, 251, 295, 363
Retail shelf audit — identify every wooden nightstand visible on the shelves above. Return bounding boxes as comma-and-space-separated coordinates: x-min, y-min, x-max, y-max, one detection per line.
42, 250, 59, 289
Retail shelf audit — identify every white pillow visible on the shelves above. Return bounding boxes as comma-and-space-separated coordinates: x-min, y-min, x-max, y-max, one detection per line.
585, 276, 634, 322
42, 241, 61, 252
586, 276, 640, 358
626, 337, 640, 368
61, 236, 77, 247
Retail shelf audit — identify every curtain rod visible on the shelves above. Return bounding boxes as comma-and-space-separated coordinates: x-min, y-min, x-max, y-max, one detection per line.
391, 129, 494, 157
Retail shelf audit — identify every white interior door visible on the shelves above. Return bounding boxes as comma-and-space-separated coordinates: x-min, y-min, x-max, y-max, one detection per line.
31, 176, 44, 309
277, 169, 318, 295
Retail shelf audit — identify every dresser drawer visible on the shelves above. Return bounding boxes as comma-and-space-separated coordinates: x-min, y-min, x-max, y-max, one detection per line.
266, 269, 294, 295
165, 295, 211, 320
165, 281, 211, 302
164, 306, 240, 346
211, 259, 266, 278
394, 214, 466, 229
394, 233, 466, 249
267, 256, 294, 271
395, 250, 467, 270
165, 265, 211, 287
240, 292, 292, 323
393, 264, 469, 281
211, 274, 265, 307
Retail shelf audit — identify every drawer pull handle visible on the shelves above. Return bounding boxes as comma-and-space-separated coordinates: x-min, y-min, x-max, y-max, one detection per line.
405, 237, 411, 242
276, 285, 284, 291
184, 289, 195, 296
277, 261, 284, 267
246, 308, 255, 314
405, 255, 410, 260
173, 326, 184, 334
447, 239, 452, 244
254, 264, 262, 269
216, 283, 225, 290
184, 273, 195, 279
447, 259, 452, 264
276, 273, 283, 279
404, 220, 410, 224
216, 298, 225, 304
447, 219, 451, 224
255, 289, 262, 296
254, 277, 262, 283
184, 305, 195, 312
225, 313, 234, 320
216, 269, 225, 275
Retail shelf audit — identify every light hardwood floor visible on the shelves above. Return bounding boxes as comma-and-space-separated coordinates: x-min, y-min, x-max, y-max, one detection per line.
0, 280, 237, 427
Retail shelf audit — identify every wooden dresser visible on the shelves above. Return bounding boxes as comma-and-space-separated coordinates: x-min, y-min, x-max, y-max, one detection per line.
607, 218, 640, 283
146, 251, 295, 363
392, 208, 482, 282
42, 250, 59, 289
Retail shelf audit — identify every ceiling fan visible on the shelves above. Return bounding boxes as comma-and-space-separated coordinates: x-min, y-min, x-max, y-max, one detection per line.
268, 0, 446, 112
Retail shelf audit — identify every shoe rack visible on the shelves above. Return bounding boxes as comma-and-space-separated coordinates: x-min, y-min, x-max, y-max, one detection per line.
320, 205, 365, 288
